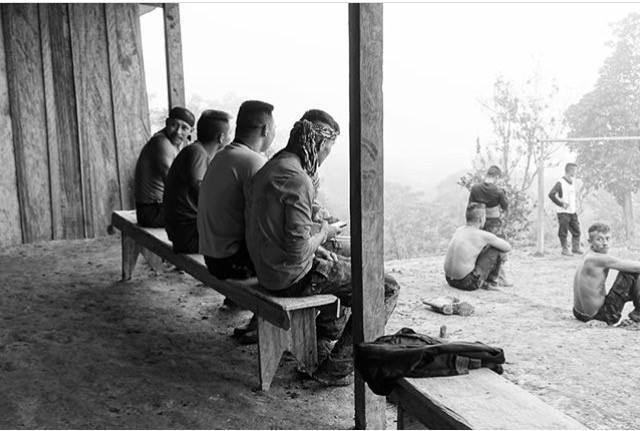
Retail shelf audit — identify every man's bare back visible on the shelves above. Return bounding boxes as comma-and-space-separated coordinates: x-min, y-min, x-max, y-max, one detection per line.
573, 251, 610, 316
444, 225, 511, 280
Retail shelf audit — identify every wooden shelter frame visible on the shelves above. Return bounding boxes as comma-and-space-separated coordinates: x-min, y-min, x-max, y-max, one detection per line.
152, 3, 387, 428
534, 136, 640, 255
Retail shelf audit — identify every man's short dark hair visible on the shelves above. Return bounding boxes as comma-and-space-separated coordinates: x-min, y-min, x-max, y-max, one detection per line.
466, 202, 486, 223
236, 100, 274, 132
588, 222, 610, 238
300, 109, 340, 135
197, 110, 231, 143
486, 165, 502, 178
565, 162, 578, 172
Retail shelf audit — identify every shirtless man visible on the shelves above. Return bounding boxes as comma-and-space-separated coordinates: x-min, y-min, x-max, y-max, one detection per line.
444, 203, 512, 291
573, 222, 640, 325
134, 107, 195, 227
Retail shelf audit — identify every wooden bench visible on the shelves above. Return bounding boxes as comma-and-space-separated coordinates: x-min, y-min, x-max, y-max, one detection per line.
389, 368, 586, 429
111, 210, 339, 390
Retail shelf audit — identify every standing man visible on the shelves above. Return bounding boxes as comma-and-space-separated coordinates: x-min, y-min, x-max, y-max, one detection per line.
134, 106, 195, 227
245, 110, 401, 386
163, 110, 232, 253
468, 165, 511, 286
549, 162, 583, 256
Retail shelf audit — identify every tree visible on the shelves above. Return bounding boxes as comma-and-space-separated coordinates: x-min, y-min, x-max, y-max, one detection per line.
564, 13, 640, 239
461, 75, 564, 241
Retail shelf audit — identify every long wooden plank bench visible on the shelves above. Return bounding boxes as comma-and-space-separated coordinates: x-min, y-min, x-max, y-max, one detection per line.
389, 368, 586, 429
111, 210, 339, 390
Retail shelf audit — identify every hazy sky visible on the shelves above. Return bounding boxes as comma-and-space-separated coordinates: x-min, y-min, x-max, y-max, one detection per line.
140, 3, 640, 199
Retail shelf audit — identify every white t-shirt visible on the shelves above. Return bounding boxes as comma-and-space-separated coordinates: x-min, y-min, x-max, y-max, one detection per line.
556, 177, 577, 214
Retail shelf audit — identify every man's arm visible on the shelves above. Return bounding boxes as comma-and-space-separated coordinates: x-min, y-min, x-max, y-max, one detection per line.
153, 137, 177, 182
598, 254, 640, 274
499, 188, 508, 211
483, 231, 512, 253
185, 149, 209, 203
548, 181, 565, 207
282, 178, 334, 262
468, 185, 478, 205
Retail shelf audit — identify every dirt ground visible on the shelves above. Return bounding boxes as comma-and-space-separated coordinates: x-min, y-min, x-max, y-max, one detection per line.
1, 234, 639, 429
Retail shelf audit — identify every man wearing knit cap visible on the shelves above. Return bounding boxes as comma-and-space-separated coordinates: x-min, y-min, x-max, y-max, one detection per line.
134, 106, 195, 227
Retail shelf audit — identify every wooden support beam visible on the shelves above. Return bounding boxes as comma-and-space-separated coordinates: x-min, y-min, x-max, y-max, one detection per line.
163, 3, 185, 109
536, 153, 545, 256
349, 3, 385, 430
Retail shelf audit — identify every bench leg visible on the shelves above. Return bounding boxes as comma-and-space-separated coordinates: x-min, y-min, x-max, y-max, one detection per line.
397, 406, 428, 430
257, 316, 289, 390
140, 247, 163, 273
121, 235, 141, 281
289, 308, 318, 374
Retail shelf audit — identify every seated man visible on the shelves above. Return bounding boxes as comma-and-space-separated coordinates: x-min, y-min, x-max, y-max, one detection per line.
245, 109, 401, 386
197, 100, 275, 279
444, 203, 512, 291
163, 110, 232, 253
573, 222, 640, 325
134, 107, 195, 227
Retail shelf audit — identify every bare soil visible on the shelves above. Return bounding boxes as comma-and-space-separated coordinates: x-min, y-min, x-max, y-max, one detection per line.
1, 235, 638, 429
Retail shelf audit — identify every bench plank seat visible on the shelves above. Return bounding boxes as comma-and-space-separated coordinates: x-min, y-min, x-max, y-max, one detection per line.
111, 210, 339, 390
390, 368, 586, 430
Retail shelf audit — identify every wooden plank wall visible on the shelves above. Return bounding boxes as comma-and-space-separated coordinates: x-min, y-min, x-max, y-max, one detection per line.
0, 3, 150, 247
69, 3, 120, 238
41, 4, 84, 239
0, 12, 21, 246
2, 4, 52, 244
105, 3, 151, 210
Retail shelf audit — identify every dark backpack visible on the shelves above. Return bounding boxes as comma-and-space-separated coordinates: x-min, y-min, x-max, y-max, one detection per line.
354, 327, 505, 396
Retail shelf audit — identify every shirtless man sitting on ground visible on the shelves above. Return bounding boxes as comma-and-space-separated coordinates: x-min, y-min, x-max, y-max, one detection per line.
444, 203, 512, 291
573, 222, 640, 325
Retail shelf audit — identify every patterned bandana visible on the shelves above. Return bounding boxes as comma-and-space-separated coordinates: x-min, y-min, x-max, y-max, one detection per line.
289, 120, 339, 177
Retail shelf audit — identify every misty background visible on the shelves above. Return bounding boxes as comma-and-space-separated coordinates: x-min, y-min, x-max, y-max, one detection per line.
140, 3, 640, 259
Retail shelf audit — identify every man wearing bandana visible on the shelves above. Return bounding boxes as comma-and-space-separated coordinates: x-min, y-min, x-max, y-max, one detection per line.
134, 106, 195, 227
245, 110, 401, 386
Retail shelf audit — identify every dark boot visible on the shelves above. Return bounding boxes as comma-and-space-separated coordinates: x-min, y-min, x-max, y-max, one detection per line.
233, 314, 257, 337
560, 237, 572, 256
572, 237, 584, 254
313, 318, 354, 386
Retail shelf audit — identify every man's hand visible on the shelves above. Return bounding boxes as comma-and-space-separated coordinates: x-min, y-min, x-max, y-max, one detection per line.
316, 245, 338, 261
562, 202, 570, 209
321, 220, 341, 241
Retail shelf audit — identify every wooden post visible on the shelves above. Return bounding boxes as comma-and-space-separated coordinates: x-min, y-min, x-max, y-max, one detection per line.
349, 3, 385, 429
536, 143, 545, 256
163, 3, 185, 109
